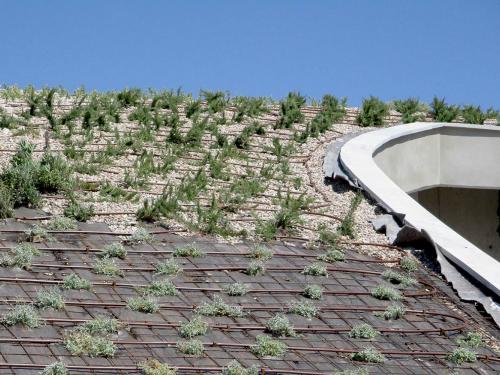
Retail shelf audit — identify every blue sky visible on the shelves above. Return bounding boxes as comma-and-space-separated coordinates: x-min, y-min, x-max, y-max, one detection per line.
1, 0, 499, 107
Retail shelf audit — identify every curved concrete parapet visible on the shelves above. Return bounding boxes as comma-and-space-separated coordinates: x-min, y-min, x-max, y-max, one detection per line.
339, 122, 500, 298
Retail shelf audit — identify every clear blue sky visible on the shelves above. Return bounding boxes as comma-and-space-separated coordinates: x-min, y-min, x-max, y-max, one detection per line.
1, 0, 499, 107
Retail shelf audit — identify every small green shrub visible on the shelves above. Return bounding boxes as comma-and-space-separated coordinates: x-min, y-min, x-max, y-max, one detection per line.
371, 285, 403, 301
446, 347, 477, 364
245, 260, 265, 276
64, 330, 116, 357
303, 284, 323, 300
195, 295, 244, 317
0, 182, 13, 219
393, 98, 425, 123
127, 227, 154, 244
461, 105, 498, 125
127, 297, 159, 313
40, 361, 68, 375
456, 332, 482, 348
349, 323, 379, 339
351, 347, 385, 363
62, 273, 92, 290
141, 279, 178, 297
400, 256, 418, 272
265, 314, 296, 337
176, 339, 205, 356
357, 96, 389, 127
224, 282, 249, 296
249, 245, 273, 261
139, 359, 177, 375
63, 200, 94, 222
99, 243, 127, 259
94, 258, 124, 277
332, 369, 368, 375
25, 225, 53, 242
36, 287, 65, 310
45, 216, 77, 230
287, 300, 318, 319
251, 334, 287, 357
317, 248, 345, 263
302, 263, 328, 276
173, 244, 204, 258
382, 270, 417, 287
78, 318, 124, 335
0, 242, 40, 269
1, 304, 41, 328
431, 97, 460, 122
374, 304, 405, 320
179, 316, 209, 338
154, 259, 181, 276
221, 360, 259, 375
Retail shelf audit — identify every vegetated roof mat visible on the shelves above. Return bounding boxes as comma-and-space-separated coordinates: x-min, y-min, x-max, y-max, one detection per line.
0, 214, 498, 374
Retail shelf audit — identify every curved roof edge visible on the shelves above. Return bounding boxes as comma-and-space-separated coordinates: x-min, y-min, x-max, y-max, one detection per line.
339, 122, 500, 298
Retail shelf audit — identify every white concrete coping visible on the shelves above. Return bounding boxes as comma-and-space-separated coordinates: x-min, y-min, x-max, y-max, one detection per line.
340, 122, 500, 297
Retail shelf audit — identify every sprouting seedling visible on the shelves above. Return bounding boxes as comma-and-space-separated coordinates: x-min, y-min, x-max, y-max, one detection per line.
382, 270, 417, 287
287, 300, 318, 319
154, 259, 181, 276
349, 323, 379, 339
40, 361, 68, 375
265, 314, 296, 337
351, 347, 386, 363
35, 287, 65, 310
140, 279, 178, 297
195, 295, 244, 317
224, 282, 249, 296
176, 339, 205, 356
1, 304, 42, 328
94, 258, 124, 277
245, 260, 265, 276
179, 316, 209, 339
302, 263, 328, 277
127, 297, 159, 314
374, 304, 406, 320
371, 285, 403, 301
173, 244, 204, 258
62, 273, 92, 290
251, 334, 287, 358
99, 243, 127, 259
221, 360, 259, 375
303, 285, 323, 300
139, 359, 177, 375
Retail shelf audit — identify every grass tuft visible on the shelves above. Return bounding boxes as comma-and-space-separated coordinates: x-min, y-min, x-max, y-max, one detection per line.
349, 323, 379, 339
45, 216, 77, 230
251, 334, 287, 357
36, 287, 65, 310
99, 243, 127, 259
265, 314, 296, 337
94, 257, 124, 277
25, 225, 53, 242
374, 304, 406, 320
400, 256, 418, 273
317, 248, 345, 263
195, 295, 244, 317
357, 96, 389, 127
287, 300, 318, 319
351, 347, 386, 363
154, 259, 181, 276
173, 244, 204, 258
127, 297, 159, 313
141, 279, 178, 297
40, 361, 68, 375
1, 304, 41, 328
127, 227, 154, 244
371, 285, 403, 301
224, 282, 249, 296
245, 260, 265, 276
179, 316, 209, 338
303, 284, 323, 300
382, 270, 417, 287
64, 330, 116, 357
332, 370, 368, 375
446, 347, 477, 365
302, 263, 328, 276
176, 339, 205, 356
139, 359, 177, 375
0, 242, 40, 269
62, 273, 92, 290
248, 245, 273, 261
221, 360, 258, 375
456, 332, 482, 348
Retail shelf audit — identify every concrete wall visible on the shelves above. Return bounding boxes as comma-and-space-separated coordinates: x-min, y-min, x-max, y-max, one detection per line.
412, 187, 500, 260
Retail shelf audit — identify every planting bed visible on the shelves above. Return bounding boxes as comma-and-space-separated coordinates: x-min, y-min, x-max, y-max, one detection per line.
0, 89, 497, 374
